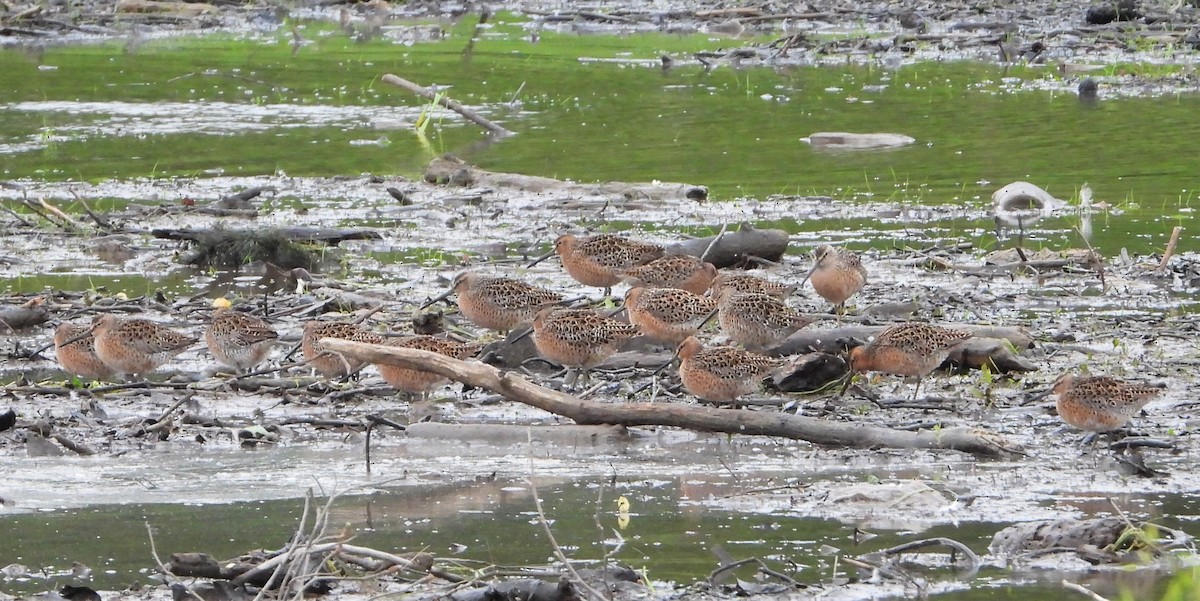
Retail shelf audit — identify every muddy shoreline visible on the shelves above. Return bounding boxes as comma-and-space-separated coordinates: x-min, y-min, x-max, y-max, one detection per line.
1, 164, 1197, 599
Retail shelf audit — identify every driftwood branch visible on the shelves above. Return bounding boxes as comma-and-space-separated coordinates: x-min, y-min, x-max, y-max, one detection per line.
771, 324, 1037, 373
321, 339, 1021, 458
382, 73, 515, 137
422, 154, 708, 202
0, 296, 49, 333
664, 221, 789, 268
151, 227, 381, 245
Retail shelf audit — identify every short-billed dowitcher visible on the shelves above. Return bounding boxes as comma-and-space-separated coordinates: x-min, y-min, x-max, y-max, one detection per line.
301, 320, 384, 378
1049, 373, 1162, 433
708, 273, 795, 300
90, 314, 198, 379
206, 306, 278, 374
374, 336, 481, 400
532, 307, 639, 387
677, 336, 784, 405
619, 255, 718, 295
624, 287, 717, 345
425, 272, 564, 332
716, 289, 811, 351
848, 323, 971, 400
54, 323, 114, 380
802, 245, 866, 310
554, 233, 664, 293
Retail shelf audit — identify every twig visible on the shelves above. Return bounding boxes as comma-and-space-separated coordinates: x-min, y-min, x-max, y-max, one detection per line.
0, 202, 34, 227
1155, 225, 1182, 274
38, 197, 85, 230
68, 189, 113, 231
866, 537, 981, 572
52, 433, 96, 456
1062, 580, 1112, 601
153, 393, 194, 425
145, 520, 168, 573
381, 74, 514, 137
699, 223, 728, 262
526, 430, 608, 601
1073, 225, 1106, 290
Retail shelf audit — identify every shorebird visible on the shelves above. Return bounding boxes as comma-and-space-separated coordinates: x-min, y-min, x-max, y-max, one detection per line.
301, 320, 384, 378
619, 255, 718, 295
531, 307, 639, 387
89, 314, 197, 380
624, 287, 717, 345
716, 288, 811, 351
708, 273, 795, 300
206, 303, 279, 373
374, 336, 481, 401
677, 336, 784, 405
1048, 373, 1162, 434
553, 233, 664, 294
847, 323, 972, 400
54, 322, 114, 380
423, 272, 563, 332
801, 245, 866, 312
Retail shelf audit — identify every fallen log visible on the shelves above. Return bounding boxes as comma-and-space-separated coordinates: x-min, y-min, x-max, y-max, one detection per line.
771, 324, 1034, 354
152, 227, 381, 246
0, 296, 49, 333
423, 154, 708, 202
322, 339, 1022, 458
663, 221, 789, 268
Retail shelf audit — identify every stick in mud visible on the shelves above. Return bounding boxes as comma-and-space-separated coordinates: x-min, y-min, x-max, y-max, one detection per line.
1156, 225, 1182, 274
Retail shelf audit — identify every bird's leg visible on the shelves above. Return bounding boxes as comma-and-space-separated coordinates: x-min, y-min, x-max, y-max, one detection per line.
563, 368, 580, 390
910, 376, 923, 402
1014, 216, 1029, 262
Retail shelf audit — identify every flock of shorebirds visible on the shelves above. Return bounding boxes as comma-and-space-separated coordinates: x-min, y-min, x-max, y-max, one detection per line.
51, 232, 1163, 439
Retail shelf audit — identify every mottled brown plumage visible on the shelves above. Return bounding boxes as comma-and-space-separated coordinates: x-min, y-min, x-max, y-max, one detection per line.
708, 273, 795, 300
302, 320, 384, 378
805, 245, 867, 308
375, 336, 482, 400
624, 287, 717, 345
206, 307, 279, 373
443, 272, 564, 332
716, 289, 811, 351
1051, 374, 1162, 433
554, 233, 665, 290
619, 255, 718, 295
54, 322, 114, 380
677, 336, 784, 404
532, 307, 639, 385
849, 323, 971, 399
90, 314, 197, 378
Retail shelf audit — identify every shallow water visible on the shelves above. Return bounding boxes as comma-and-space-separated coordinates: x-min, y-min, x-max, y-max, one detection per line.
0, 18, 1196, 258
2, 473, 1192, 598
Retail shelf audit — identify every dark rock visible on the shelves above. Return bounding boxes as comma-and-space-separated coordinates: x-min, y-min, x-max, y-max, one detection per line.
60, 586, 101, 601
1086, 0, 1139, 24
1079, 78, 1099, 104
768, 352, 847, 393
